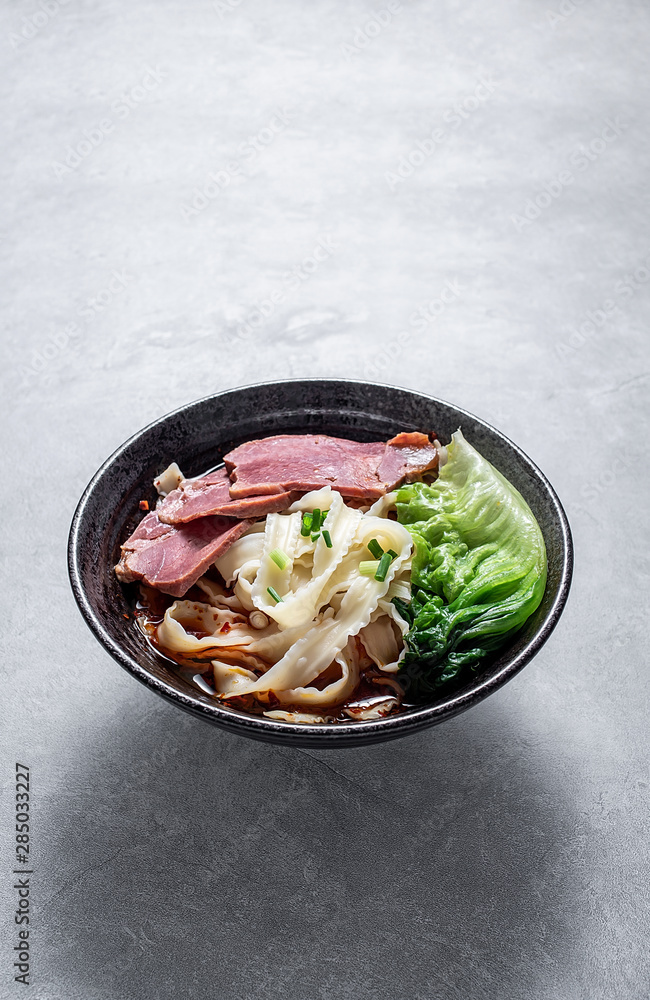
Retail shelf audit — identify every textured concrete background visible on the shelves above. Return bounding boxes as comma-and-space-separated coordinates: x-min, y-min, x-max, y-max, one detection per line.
2, 0, 649, 997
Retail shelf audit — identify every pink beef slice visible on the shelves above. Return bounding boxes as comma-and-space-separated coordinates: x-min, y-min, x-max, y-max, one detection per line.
378, 432, 439, 488
157, 467, 294, 525
115, 509, 252, 597
224, 432, 439, 500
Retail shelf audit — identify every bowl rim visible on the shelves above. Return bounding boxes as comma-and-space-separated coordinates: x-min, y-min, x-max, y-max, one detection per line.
68, 377, 574, 747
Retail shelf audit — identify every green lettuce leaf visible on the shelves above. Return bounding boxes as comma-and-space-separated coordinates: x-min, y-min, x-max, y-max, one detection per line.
394, 430, 547, 701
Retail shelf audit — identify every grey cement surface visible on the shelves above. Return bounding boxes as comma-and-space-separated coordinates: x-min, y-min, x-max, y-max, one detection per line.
2, 0, 649, 997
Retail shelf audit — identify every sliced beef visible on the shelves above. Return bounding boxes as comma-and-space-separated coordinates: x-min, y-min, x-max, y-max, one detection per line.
378, 432, 440, 488
115, 430, 438, 596
157, 467, 293, 525
115, 509, 252, 597
225, 434, 386, 499
224, 432, 438, 500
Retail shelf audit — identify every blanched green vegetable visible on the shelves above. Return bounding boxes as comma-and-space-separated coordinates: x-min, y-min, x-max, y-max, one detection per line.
394, 430, 547, 700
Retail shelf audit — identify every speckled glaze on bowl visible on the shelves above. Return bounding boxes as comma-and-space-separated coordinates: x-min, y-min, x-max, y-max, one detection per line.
68, 379, 573, 748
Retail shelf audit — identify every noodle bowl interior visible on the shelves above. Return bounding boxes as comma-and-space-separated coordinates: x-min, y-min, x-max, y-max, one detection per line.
118, 428, 547, 725
137, 484, 415, 724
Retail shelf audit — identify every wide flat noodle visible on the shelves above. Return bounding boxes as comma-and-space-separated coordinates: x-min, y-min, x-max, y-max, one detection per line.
214, 523, 265, 585
250, 509, 303, 619
252, 487, 362, 629
358, 617, 402, 671
224, 515, 413, 699
154, 487, 414, 713
154, 462, 184, 497
157, 599, 312, 662
265, 636, 361, 708
366, 490, 399, 517
214, 523, 266, 611
195, 576, 245, 612
212, 660, 258, 695
344, 698, 399, 720
263, 710, 332, 724
361, 574, 413, 673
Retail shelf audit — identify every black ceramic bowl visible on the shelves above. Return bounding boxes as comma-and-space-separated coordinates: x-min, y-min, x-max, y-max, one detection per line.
68, 379, 572, 747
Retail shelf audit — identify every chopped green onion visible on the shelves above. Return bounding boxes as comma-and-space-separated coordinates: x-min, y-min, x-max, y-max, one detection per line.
387, 549, 399, 560
300, 512, 313, 536
359, 560, 380, 576
311, 508, 321, 532
269, 548, 290, 571
322, 529, 332, 548
367, 538, 384, 559
267, 586, 283, 603
374, 552, 392, 582
311, 532, 320, 543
